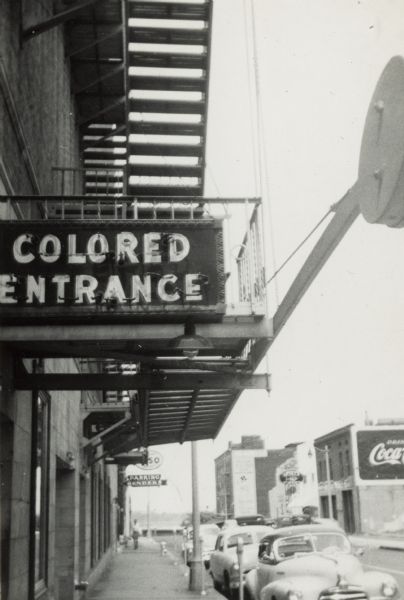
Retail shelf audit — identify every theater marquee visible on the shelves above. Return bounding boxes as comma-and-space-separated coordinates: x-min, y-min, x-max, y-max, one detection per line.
0, 220, 224, 323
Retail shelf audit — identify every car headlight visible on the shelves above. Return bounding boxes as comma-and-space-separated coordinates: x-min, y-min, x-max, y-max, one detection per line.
287, 590, 303, 600
381, 581, 398, 598
231, 562, 240, 571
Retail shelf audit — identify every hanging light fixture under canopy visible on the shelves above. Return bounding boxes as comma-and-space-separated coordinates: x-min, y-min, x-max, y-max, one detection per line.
169, 321, 213, 355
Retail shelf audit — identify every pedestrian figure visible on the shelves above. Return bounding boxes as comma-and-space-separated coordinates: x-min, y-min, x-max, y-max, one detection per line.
132, 519, 141, 549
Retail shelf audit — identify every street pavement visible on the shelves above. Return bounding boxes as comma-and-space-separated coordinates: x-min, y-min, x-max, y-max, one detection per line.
350, 534, 404, 594
87, 536, 222, 600
350, 533, 404, 552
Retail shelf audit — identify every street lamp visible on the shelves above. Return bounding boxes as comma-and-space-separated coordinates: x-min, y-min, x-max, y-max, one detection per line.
169, 321, 213, 357
309, 445, 333, 519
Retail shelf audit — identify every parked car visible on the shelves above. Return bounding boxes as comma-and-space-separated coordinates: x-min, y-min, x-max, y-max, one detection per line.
210, 525, 273, 598
216, 518, 238, 530
235, 514, 266, 526
245, 523, 400, 600
182, 523, 221, 567
269, 514, 342, 529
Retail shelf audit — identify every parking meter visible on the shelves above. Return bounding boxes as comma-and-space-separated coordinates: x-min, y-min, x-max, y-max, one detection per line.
237, 536, 244, 600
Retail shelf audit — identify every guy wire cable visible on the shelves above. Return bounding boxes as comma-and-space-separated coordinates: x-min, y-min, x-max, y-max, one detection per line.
247, 0, 281, 309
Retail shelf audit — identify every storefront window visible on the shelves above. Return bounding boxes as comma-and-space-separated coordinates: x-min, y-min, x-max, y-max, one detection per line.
32, 392, 50, 592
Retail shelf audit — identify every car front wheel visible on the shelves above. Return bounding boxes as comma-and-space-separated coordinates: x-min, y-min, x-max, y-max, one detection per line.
223, 571, 239, 600
210, 572, 221, 592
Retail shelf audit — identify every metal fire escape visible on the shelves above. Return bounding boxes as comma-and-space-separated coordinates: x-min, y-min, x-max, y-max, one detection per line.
7, 0, 272, 462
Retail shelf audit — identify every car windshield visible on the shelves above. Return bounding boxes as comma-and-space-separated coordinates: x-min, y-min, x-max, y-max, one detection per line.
228, 532, 254, 547
311, 533, 351, 554
273, 532, 351, 560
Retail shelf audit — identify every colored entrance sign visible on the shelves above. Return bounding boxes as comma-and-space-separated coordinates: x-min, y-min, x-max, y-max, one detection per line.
0, 219, 224, 323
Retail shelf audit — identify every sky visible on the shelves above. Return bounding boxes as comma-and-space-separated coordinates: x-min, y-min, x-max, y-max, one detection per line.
129, 0, 404, 518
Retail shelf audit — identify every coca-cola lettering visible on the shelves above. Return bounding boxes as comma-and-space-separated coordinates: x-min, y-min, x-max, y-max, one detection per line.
369, 442, 404, 466
357, 429, 404, 480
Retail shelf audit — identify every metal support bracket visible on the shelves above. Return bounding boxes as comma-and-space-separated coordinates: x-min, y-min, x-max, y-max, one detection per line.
23, 0, 105, 40
82, 413, 131, 449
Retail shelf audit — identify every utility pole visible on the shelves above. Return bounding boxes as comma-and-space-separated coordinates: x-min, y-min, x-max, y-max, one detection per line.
189, 441, 204, 592
324, 445, 333, 519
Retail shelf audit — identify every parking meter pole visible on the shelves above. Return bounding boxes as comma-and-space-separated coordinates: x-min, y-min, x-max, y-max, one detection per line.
237, 537, 244, 600
189, 441, 204, 592
184, 546, 188, 575
200, 535, 207, 596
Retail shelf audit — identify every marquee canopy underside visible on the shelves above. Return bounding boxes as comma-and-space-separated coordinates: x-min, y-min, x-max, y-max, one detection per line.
6, 317, 272, 449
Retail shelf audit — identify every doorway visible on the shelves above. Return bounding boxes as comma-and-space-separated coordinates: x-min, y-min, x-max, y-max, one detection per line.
0, 414, 13, 600
320, 494, 337, 519
342, 490, 355, 533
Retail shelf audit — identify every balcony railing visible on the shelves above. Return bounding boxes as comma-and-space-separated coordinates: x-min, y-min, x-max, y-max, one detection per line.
1, 189, 268, 319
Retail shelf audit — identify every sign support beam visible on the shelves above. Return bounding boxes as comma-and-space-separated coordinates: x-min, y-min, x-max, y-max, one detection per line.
180, 389, 199, 444
0, 320, 273, 342
13, 371, 271, 391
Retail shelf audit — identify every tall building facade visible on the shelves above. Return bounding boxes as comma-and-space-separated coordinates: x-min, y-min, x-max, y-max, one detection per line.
1, 1, 273, 598
0, 3, 121, 598
315, 423, 404, 534
215, 436, 294, 517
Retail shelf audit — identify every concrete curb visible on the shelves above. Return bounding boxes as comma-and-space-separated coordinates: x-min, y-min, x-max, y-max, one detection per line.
379, 545, 404, 552
350, 535, 404, 552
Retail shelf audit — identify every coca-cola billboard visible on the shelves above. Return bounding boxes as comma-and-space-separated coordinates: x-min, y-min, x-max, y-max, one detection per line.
357, 429, 404, 480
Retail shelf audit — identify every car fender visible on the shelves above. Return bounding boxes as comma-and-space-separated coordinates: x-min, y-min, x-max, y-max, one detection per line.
359, 569, 399, 598
245, 568, 259, 600
260, 575, 331, 600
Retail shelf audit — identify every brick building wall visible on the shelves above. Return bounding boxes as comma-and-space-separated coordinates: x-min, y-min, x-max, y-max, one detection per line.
0, 2, 117, 599
358, 485, 404, 534
0, 0, 80, 196
215, 439, 295, 518
316, 424, 404, 534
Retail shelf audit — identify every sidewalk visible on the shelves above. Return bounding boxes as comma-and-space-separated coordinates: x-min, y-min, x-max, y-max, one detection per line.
350, 534, 404, 552
87, 537, 223, 600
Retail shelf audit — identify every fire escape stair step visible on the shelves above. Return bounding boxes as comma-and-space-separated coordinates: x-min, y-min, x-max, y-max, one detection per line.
128, 1, 210, 21
129, 52, 207, 70
128, 27, 208, 46
128, 164, 203, 177
129, 74, 207, 92
129, 97, 205, 114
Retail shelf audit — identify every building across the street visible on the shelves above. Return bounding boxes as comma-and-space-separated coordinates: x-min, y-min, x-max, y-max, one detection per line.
215, 436, 295, 517
268, 441, 319, 517
315, 422, 404, 534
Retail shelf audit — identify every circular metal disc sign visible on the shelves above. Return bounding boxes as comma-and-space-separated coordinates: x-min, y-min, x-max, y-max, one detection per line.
136, 449, 164, 471
359, 56, 404, 226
